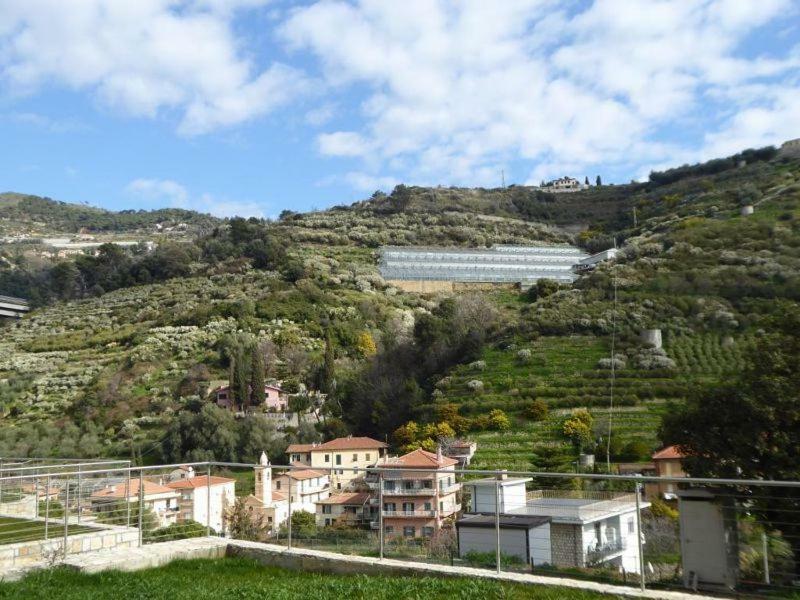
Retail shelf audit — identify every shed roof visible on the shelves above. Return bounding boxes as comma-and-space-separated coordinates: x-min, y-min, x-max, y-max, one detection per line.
456, 514, 551, 530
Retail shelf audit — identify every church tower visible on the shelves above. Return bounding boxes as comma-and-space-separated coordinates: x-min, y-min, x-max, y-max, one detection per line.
255, 451, 272, 505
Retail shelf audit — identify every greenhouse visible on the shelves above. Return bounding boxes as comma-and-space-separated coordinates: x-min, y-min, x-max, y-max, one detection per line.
379, 245, 590, 284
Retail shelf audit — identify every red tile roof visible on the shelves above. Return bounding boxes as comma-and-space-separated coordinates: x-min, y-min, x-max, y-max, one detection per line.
314, 436, 388, 451
277, 469, 327, 481
382, 448, 458, 468
317, 492, 371, 505
652, 445, 686, 460
90, 478, 177, 499
165, 475, 235, 490
286, 443, 317, 453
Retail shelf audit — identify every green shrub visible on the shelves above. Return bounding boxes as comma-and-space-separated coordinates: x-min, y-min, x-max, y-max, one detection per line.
524, 399, 549, 421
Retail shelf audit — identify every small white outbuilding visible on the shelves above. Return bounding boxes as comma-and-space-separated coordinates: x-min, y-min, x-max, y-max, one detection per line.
456, 514, 552, 566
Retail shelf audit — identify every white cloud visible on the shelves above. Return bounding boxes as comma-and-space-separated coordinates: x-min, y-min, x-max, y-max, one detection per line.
283, 0, 800, 186
125, 178, 263, 217
126, 178, 189, 207
0, 0, 305, 135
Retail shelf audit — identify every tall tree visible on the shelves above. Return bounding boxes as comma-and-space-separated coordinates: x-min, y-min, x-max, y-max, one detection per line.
661, 304, 800, 575
250, 345, 266, 408
595, 175, 602, 186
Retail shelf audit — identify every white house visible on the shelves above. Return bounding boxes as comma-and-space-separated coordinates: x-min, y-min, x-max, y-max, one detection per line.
464, 477, 648, 574
165, 475, 236, 534
89, 478, 180, 528
273, 468, 330, 514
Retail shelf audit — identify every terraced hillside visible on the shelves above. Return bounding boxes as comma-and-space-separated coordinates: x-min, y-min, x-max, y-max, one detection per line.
0, 147, 798, 471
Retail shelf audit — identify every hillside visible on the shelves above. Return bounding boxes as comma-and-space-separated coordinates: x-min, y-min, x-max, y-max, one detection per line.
0, 146, 798, 470
0, 192, 220, 236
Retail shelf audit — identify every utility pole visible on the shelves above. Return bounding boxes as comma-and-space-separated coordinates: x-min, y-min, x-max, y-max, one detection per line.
501, 170, 506, 189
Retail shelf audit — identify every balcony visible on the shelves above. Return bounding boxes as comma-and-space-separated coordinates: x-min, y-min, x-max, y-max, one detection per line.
382, 510, 437, 518
586, 539, 627, 564
383, 486, 436, 496
438, 483, 461, 495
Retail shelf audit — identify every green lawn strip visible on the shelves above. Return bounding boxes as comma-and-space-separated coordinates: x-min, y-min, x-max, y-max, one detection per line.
0, 557, 624, 600
0, 517, 95, 545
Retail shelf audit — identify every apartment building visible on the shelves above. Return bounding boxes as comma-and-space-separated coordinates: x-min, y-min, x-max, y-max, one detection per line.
376, 448, 461, 539
295, 436, 388, 491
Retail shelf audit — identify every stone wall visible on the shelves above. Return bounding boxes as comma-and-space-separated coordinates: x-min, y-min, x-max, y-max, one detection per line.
550, 523, 583, 568
0, 525, 138, 569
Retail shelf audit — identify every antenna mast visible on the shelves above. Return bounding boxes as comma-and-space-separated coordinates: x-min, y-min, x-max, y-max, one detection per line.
606, 242, 618, 473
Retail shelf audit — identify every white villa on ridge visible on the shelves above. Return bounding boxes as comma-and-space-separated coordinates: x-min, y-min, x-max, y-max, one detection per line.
460, 477, 648, 573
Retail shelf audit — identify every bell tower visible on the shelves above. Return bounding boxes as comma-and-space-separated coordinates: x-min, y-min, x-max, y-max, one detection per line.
255, 451, 272, 504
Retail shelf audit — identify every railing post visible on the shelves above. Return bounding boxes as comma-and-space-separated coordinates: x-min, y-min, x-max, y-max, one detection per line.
495, 472, 501, 574
287, 468, 293, 551
635, 481, 646, 591
378, 469, 384, 559
76, 464, 82, 524
34, 475, 39, 518
44, 474, 51, 540
126, 469, 131, 528
138, 469, 144, 547
762, 531, 770, 585
63, 476, 70, 558
206, 463, 212, 536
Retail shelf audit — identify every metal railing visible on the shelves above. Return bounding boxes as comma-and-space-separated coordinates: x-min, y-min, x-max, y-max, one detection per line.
0, 459, 798, 598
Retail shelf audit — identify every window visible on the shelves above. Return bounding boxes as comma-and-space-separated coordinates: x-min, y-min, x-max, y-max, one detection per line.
384, 481, 395, 491
322, 505, 332, 514
276, 481, 281, 490
384, 502, 396, 512
352, 453, 358, 462
384, 526, 394, 534
424, 502, 432, 511
439, 501, 444, 511
267, 516, 273, 524
594, 523, 602, 543
422, 526, 434, 538
402, 502, 415, 512
325, 454, 330, 463
628, 518, 635, 534
403, 526, 415, 538
337, 483, 342, 490
366, 453, 371, 461
325, 518, 331, 526
335, 454, 342, 465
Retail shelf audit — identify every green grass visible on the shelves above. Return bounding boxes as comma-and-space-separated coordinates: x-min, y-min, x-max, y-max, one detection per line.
0, 557, 623, 599
0, 516, 95, 545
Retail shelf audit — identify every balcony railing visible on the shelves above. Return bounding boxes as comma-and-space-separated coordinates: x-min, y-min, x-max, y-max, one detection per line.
438, 483, 461, 495
586, 539, 627, 564
383, 487, 436, 496
382, 510, 437, 518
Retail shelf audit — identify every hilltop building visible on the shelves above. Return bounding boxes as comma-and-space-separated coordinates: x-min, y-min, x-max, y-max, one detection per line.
212, 383, 288, 412
541, 176, 588, 192
273, 468, 330, 513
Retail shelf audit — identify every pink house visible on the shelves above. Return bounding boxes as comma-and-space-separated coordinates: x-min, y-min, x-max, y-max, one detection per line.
213, 384, 288, 412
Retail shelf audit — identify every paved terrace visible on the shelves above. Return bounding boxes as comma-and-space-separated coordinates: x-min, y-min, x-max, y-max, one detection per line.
1, 536, 718, 600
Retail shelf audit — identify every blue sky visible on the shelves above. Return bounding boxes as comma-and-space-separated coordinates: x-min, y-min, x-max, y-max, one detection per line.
1, 0, 799, 218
